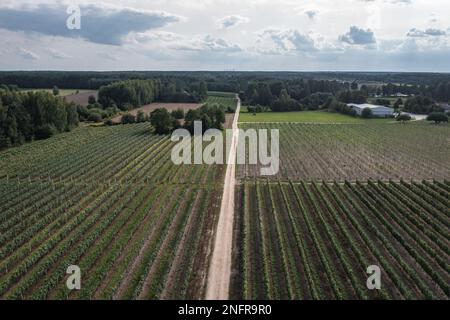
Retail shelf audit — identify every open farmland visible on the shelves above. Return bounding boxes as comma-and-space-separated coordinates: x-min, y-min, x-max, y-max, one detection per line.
0, 123, 224, 299
206, 92, 238, 111
238, 122, 450, 181
64, 90, 98, 106
232, 119, 450, 300
231, 180, 450, 299
238, 110, 392, 124
110, 103, 202, 124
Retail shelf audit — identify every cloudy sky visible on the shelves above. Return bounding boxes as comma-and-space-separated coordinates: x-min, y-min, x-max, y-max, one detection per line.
0, 0, 449, 71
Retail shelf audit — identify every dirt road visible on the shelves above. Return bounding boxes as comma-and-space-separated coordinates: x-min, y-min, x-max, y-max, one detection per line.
205, 96, 241, 300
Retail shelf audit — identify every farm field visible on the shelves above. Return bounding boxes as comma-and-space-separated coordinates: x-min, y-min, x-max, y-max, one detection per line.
239, 110, 393, 124
206, 92, 238, 111
237, 122, 450, 181
0, 123, 225, 299
64, 90, 98, 106
230, 180, 450, 300
110, 103, 202, 124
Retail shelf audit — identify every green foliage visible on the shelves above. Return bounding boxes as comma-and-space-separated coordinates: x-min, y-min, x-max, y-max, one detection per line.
171, 108, 185, 120
0, 90, 79, 148
121, 113, 136, 125
338, 90, 368, 104
271, 89, 300, 112
301, 92, 332, 110
98, 79, 160, 110
34, 124, 57, 140
404, 96, 441, 114
88, 95, 96, 104
150, 108, 175, 134
427, 112, 449, 124
52, 86, 59, 96
184, 104, 225, 133
136, 110, 147, 123
205, 92, 238, 113
375, 98, 391, 106
394, 98, 403, 111
396, 113, 412, 122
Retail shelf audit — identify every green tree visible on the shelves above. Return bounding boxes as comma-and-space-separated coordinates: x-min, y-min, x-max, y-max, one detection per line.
171, 108, 185, 120
121, 113, 136, 124
394, 98, 403, 113
427, 112, 448, 124
88, 95, 96, 104
396, 113, 411, 123
198, 81, 208, 100
150, 108, 175, 134
136, 110, 146, 123
52, 86, 59, 96
35, 124, 56, 140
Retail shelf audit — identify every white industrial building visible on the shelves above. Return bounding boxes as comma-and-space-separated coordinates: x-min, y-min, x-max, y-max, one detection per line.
347, 103, 395, 117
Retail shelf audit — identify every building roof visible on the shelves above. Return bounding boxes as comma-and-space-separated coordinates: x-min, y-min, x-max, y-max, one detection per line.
347, 103, 393, 111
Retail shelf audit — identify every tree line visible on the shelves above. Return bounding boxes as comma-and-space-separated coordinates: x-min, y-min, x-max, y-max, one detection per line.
149, 104, 225, 135
0, 88, 78, 149
0, 77, 210, 149
98, 79, 207, 110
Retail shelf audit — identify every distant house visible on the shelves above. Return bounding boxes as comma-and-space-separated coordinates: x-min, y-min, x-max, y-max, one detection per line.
347, 103, 395, 117
394, 92, 409, 97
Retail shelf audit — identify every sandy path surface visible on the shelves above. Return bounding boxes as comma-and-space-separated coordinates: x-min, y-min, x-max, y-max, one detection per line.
205, 96, 241, 300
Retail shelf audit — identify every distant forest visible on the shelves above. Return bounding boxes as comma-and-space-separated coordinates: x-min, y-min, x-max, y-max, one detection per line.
0, 70, 449, 90
0, 78, 208, 149
1, 71, 449, 149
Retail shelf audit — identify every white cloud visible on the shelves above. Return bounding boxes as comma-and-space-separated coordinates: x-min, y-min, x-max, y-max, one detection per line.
0, 0, 450, 71
170, 35, 242, 53
339, 26, 376, 45
0, 3, 181, 45
48, 49, 71, 59
407, 28, 446, 37
17, 48, 39, 60
304, 10, 317, 19
216, 15, 249, 29
256, 29, 317, 54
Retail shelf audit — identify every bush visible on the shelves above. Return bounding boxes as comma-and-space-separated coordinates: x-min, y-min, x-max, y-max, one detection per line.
88, 95, 96, 104
136, 110, 147, 123
104, 119, 115, 126
375, 98, 391, 106
171, 108, 185, 119
35, 124, 57, 140
361, 107, 373, 119
87, 102, 103, 110
150, 108, 175, 134
427, 112, 449, 124
121, 113, 136, 124
184, 105, 225, 133
87, 112, 103, 123
396, 113, 412, 123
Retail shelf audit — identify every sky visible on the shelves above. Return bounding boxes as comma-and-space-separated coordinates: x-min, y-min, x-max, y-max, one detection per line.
0, 0, 449, 72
